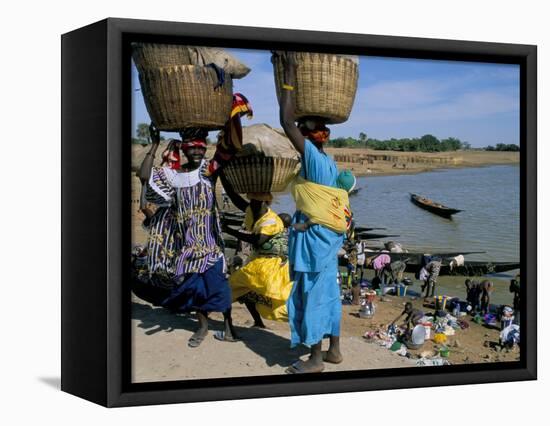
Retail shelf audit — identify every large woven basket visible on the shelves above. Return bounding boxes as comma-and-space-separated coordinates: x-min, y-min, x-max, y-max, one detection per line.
132, 43, 203, 71
273, 52, 358, 124
132, 43, 251, 79
138, 65, 233, 131
222, 156, 300, 193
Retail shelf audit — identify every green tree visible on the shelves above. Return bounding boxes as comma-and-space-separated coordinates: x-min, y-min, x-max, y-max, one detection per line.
419, 134, 440, 152
441, 137, 462, 151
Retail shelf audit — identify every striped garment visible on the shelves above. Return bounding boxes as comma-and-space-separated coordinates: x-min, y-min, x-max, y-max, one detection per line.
145, 161, 224, 275
426, 260, 442, 284
145, 206, 181, 277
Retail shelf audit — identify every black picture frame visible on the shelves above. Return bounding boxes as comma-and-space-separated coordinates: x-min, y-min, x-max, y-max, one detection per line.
61, 17, 537, 407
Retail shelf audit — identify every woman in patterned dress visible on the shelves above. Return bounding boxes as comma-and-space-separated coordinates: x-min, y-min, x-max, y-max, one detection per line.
133, 136, 183, 299
134, 127, 237, 348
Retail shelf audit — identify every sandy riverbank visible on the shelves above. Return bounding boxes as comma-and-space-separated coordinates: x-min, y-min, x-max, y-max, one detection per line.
131, 284, 518, 383
325, 148, 519, 177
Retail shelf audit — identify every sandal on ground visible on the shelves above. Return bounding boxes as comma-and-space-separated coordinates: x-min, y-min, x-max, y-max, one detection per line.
285, 361, 303, 374
285, 360, 324, 374
187, 334, 206, 348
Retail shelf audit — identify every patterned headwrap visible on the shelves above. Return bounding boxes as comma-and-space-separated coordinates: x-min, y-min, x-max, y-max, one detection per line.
206, 93, 253, 176
180, 139, 207, 151
231, 93, 253, 119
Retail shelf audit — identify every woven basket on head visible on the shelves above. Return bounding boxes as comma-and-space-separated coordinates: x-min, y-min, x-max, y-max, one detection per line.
273, 52, 358, 124
222, 156, 301, 193
132, 43, 203, 71
138, 65, 233, 131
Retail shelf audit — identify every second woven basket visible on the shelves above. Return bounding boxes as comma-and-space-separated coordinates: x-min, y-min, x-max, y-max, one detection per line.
273, 52, 358, 124
222, 156, 300, 193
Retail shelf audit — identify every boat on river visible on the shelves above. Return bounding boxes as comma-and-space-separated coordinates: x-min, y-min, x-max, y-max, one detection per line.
410, 193, 462, 218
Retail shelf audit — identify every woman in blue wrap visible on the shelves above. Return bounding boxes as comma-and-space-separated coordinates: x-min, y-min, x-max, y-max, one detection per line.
274, 51, 345, 373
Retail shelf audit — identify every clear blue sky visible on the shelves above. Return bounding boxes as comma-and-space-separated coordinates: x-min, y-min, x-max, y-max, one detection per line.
132, 47, 520, 147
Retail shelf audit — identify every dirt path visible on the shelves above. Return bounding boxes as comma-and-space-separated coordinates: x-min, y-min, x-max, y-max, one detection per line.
131, 295, 415, 382
131, 286, 519, 383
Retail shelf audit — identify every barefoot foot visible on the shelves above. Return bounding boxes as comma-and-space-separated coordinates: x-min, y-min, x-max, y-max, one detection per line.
322, 350, 343, 364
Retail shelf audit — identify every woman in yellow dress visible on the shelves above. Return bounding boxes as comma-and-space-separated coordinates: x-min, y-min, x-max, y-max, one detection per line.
220, 188, 293, 329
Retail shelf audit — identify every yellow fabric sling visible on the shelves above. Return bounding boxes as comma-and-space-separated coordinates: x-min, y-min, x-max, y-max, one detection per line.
290, 176, 351, 234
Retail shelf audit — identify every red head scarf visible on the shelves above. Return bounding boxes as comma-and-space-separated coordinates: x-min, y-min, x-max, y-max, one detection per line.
180, 138, 207, 151
299, 120, 330, 144
307, 128, 330, 144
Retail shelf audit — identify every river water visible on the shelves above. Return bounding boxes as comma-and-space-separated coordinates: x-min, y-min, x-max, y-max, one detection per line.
271, 165, 520, 305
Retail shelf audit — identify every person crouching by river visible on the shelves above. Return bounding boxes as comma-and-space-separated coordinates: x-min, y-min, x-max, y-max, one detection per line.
135, 127, 238, 348
368, 253, 391, 296
390, 302, 424, 334
275, 51, 350, 374
219, 186, 293, 330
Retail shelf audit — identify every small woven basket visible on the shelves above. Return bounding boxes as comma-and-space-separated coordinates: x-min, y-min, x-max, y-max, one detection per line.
273, 52, 358, 124
138, 65, 233, 131
222, 156, 300, 193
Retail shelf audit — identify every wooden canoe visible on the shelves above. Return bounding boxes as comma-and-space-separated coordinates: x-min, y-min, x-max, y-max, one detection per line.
410, 193, 462, 218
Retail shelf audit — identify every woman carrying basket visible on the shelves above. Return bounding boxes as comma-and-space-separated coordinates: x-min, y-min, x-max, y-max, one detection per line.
274, 51, 348, 374
132, 95, 253, 348
135, 127, 238, 348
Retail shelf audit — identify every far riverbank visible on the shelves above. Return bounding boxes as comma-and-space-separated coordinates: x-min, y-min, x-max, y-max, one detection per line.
325, 148, 519, 177
131, 143, 519, 178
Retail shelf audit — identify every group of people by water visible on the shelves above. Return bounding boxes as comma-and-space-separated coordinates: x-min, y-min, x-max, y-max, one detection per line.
131, 52, 521, 374
132, 53, 355, 373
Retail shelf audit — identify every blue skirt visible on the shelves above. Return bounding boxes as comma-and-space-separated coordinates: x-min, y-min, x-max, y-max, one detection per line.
287, 256, 341, 347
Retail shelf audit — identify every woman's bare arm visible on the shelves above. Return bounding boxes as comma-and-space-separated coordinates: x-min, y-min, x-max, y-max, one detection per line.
138, 123, 161, 184
138, 124, 161, 212
219, 172, 249, 212
274, 52, 305, 156
222, 225, 271, 248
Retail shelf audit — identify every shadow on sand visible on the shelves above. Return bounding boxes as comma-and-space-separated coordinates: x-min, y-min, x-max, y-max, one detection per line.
131, 301, 308, 368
